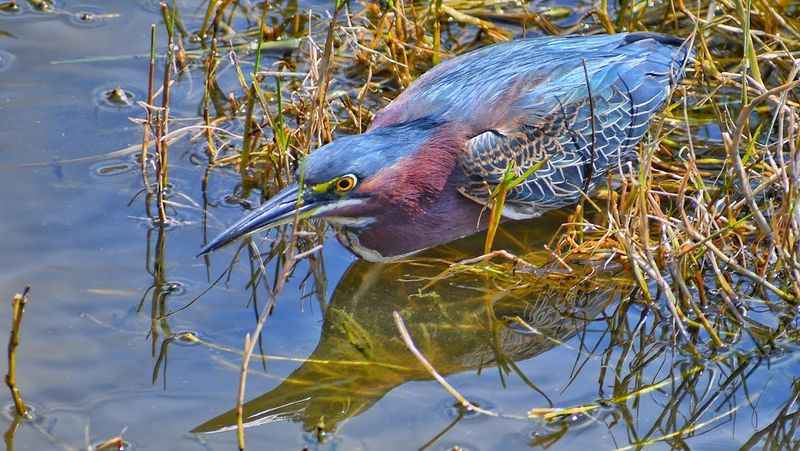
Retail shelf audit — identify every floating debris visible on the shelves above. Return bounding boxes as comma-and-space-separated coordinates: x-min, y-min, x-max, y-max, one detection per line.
93, 436, 131, 451
173, 331, 201, 346
92, 161, 137, 177
104, 87, 134, 106
0, 1, 20, 13
158, 280, 187, 297
27, 0, 52, 12
67, 5, 121, 28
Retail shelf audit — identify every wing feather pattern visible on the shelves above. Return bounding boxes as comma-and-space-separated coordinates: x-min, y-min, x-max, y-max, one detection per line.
372, 32, 692, 218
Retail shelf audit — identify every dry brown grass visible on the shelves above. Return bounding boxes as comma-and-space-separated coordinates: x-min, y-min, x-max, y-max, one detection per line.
134, 0, 800, 447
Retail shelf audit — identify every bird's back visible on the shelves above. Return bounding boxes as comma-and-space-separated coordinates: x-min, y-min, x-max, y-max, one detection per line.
373, 33, 689, 128
371, 33, 691, 217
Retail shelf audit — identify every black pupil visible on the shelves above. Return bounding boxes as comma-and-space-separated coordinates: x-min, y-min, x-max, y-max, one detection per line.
338, 178, 351, 190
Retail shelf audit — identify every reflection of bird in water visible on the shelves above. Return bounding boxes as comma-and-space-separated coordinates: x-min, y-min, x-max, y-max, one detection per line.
193, 252, 629, 436
200, 32, 691, 261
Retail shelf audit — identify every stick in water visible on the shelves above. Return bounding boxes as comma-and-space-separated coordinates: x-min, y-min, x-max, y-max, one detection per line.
392, 311, 497, 417
6, 288, 30, 418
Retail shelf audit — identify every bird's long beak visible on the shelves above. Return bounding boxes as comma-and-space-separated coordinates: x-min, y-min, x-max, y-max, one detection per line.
198, 184, 315, 256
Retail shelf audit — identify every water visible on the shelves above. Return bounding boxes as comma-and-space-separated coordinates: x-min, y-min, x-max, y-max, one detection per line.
1, 2, 799, 450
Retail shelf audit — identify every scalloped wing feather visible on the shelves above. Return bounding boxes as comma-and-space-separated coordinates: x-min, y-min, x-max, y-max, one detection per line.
370, 32, 691, 218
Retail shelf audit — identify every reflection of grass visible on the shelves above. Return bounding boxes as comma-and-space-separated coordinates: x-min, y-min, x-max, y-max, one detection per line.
133, 0, 800, 448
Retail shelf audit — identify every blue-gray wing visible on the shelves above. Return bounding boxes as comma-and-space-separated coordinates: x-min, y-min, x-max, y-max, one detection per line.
372, 32, 691, 217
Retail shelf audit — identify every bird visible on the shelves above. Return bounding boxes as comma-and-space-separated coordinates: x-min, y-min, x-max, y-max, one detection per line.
200, 32, 692, 262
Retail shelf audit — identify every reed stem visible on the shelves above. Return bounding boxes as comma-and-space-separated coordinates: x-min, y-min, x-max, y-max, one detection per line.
5, 288, 30, 418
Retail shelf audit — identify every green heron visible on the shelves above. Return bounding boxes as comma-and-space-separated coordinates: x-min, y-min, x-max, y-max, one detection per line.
200, 32, 691, 262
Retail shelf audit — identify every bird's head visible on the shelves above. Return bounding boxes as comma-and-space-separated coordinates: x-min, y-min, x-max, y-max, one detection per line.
199, 118, 473, 260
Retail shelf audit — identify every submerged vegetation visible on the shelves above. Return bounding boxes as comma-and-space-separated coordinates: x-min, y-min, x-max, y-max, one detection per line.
126, 0, 800, 448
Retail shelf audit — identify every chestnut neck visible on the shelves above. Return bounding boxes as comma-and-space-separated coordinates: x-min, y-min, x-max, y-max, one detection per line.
336, 166, 484, 261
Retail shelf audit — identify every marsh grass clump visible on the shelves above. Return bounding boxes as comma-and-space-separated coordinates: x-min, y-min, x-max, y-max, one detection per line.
135, 0, 800, 448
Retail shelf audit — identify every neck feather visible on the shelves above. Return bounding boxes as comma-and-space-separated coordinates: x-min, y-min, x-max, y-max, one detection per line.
338, 125, 485, 261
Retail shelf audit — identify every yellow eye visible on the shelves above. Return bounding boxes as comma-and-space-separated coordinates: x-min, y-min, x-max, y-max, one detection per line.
334, 174, 357, 192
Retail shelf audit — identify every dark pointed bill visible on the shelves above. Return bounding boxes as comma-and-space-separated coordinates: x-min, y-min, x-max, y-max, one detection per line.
198, 184, 313, 256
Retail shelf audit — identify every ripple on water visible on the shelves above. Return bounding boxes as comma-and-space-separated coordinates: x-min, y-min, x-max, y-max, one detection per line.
133, 206, 196, 231
197, 185, 253, 210
187, 150, 209, 167
540, 404, 617, 433
222, 192, 255, 209
171, 330, 201, 347
434, 443, 480, 451
64, 5, 123, 28
437, 397, 496, 422
92, 85, 140, 110
300, 431, 365, 451
157, 280, 189, 298
0, 49, 16, 72
761, 339, 800, 369
3, 402, 43, 423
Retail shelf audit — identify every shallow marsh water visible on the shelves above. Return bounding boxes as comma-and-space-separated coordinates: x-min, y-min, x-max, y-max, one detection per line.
1, 1, 800, 450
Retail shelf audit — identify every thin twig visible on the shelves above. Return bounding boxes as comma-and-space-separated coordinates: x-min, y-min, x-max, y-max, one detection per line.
392, 311, 498, 417
5, 288, 30, 418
